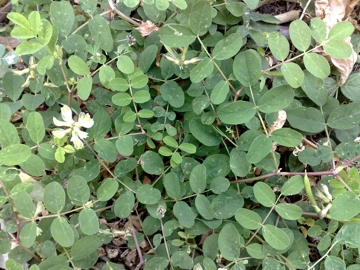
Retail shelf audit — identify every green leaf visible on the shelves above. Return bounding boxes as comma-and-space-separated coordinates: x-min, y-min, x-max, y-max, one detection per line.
67, 175, 90, 206
37, 55, 54, 75
112, 93, 132, 106
117, 55, 134, 74
77, 76, 92, 100
44, 181, 65, 214
68, 55, 89, 76
0, 120, 20, 147
246, 243, 264, 259
226, 1, 244, 16
235, 208, 262, 230
190, 164, 206, 193
301, 70, 327, 106
330, 191, 360, 221
138, 109, 154, 118
189, 118, 221, 146
289, 19, 311, 51
12, 190, 35, 218
287, 107, 325, 133
328, 21, 354, 40
27, 112, 45, 144
190, 57, 213, 83
212, 33, 243, 60
270, 128, 303, 147
210, 177, 230, 194
217, 101, 256, 125
50, 1, 74, 37
303, 53, 330, 79
28, 11, 41, 35
243, 0, 259, 9
11, 28, 36, 39
3, 72, 24, 101
140, 151, 164, 175
268, 31, 289, 61
38, 19, 53, 45
94, 139, 118, 163
173, 0, 187, 9
97, 178, 118, 201
79, 208, 99, 235
246, 134, 273, 164
258, 85, 294, 113
210, 80, 229, 105
20, 154, 45, 176
298, 146, 332, 166
262, 224, 290, 250
137, 184, 161, 204
335, 222, 360, 248
160, 81, 185, 108
144, 257, 169, 270
114, 191, 135, 218
138, 44, 158, 73
323, 40, 353, 59
21, 94, 45, 111
133, 91, 151, 104
5, 259, 23, 270
0, 144, 31, 166
171, 251, 193, 269
115, 136, 133, 156
160, 24, 196, 47
155, 0, 169, 10
229, 148, 251, 177
7, 12, 31, 30
179, 143, 196, 154
341, 73, 360, 102
0, 103, 11, 121
310, 18, 326, 43
50, 217, 74, 247
173, 201, 195, 228
88, 15, 113, 52
212, 189, 244, 219
324, 256, 346, 270
253, 182, 275, 207
275, 203, 303, 220
327, 102, 360, 129
71, 235, 102, 260
281, 62, 304, 88
15, 41, 43, 55
0, 231, 11, 254
124, 0, 140, 8
218, 223, 241, 260
233, 49, 262, 86
163, 136, 178, 148
20, 221, 37, 248
163, 172, 181, 200
189, 0, 212, 36
281, 175, 304, 196
195, 194, 215, 220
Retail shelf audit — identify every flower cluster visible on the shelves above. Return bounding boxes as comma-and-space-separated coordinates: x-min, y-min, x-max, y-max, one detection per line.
52, 105, 94, 149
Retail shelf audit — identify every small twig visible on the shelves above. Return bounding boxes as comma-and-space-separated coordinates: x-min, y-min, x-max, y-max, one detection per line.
299, 0, 312, 20
108, 0, 141, 26
131, 226, 145, 270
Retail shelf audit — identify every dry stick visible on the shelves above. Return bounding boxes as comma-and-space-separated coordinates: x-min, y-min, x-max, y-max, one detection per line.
108, 0, 141, 27
131, 224, 145, 270
299, 0, 313, 20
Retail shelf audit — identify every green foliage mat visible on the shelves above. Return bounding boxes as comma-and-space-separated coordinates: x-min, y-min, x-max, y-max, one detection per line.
1, 0, 360, 269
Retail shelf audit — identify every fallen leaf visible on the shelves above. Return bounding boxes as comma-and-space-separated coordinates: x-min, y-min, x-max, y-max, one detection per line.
135, 20, 159, 37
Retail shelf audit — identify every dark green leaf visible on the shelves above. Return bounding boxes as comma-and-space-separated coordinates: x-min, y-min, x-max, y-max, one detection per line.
160, 24, 196, 47
330, 191, 360, 221
114, 191, 135, 218
190, 164, 206, 193
327, 102, 360, 129
171, 251, 193, 269
212, 189, 244, 219
0, 120, 20, 147
217, 101, 256, 125
79, 208, 99, 235
173, 201, 195, 228
189, 0, 212, 36
189, 118, 221, 146
233, 50, 262, 86
44, 181, 65, 214
281, 175, 304, 196
190, 57, 213, 83
253, 182, 275, 207
160, 81, 185, 108
50, 217, 74, 247
140, 151, 164, 175
258, 85, 294, 113
195, 194, 214, 220
287, 107, 325, 133
246, 134, 273, 164
275, 203, 303, 220
218, 223, 241, 260
26, 112, 45, 144
270, 128, 303, 147
213, 33, 243, 60
137, 185, 161, 204
67, 176, 90, 206
229, 148, 251, 177
268, 31, 289, 61
262, 224, 290, 250
20, 221, 37, 248
163, 172, 181, 200
341, 73, 360, 102
235, 208, 262, 230
88, 15, 113, 52
301, 70, 327, 106
71, 235, 102, 260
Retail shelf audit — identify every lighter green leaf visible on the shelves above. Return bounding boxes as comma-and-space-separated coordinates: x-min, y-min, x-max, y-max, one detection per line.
38, 19, 52, 45
20, 222, 37, 248
124, 0, 140, 8
0, 144, 31, 166
0, 119, 20, 147
78, 76, 92, 100
281, 62, 304, 88
7, 12, 30, 29
276, 203, 303, 220
213, 33, 243, 60
235, 208, 262, 230
330, 191, 360, 221
12, 190, 35, 218
160, 81, 184, 108
97, 178, 118, 201
304, 53, 330, 79
51, 217, 74, 247
289, 19, 311, 51
28, 11, 41, 35
270, 128, 303, 147
27, 112, 45, 144
323, 40, 353, 59
173, 201, 195, 228
281, 175, 304, 196
262, 224, 291, 250
253, 182, 275, 207
160, 24, 196, 47
246, 134, 273, 164
229, 148, 251, 177
195, 194, 215, 220
67, 175, 90, 206
117, 55, 134, 74
328, 21, 354, 40
140, 151, 164, 175
301, 70, 327, 106
190, 57, 213, 83
310, 18, 326, 43
114, 191, 135, 218
94, 139, 118, 162
50, 1, 74, 37
11, 28, 35, 39
68, 55, 89, 76
189, 118, 222, 146
15, 41, 43, 55
88, 15, 113, 52
116, 136, 133, 156
79, 208, 99, 235
268, 32, 289, 61
112, 93, 132, 106
210, 80, 229, 104
44, 182, 65, 214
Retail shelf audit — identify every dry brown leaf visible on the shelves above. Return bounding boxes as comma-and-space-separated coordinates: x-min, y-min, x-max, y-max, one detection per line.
315, 0, 359, 86
135, 20, 159, 37
267, 110, 287, 135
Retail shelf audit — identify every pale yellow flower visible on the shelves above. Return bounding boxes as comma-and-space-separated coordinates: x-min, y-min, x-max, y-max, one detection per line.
52, 105, 94, 149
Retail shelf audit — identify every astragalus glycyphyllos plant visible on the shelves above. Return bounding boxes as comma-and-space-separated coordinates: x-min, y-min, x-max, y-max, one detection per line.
1, 0, 360, 269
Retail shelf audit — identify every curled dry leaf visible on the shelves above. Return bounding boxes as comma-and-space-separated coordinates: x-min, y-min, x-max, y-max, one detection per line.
315, 0, 359, 86
268, 110, 287, 135
135, 20, 159, 37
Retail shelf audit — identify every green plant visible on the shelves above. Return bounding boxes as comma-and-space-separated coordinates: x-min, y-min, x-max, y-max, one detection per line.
1, 0, 360, 269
